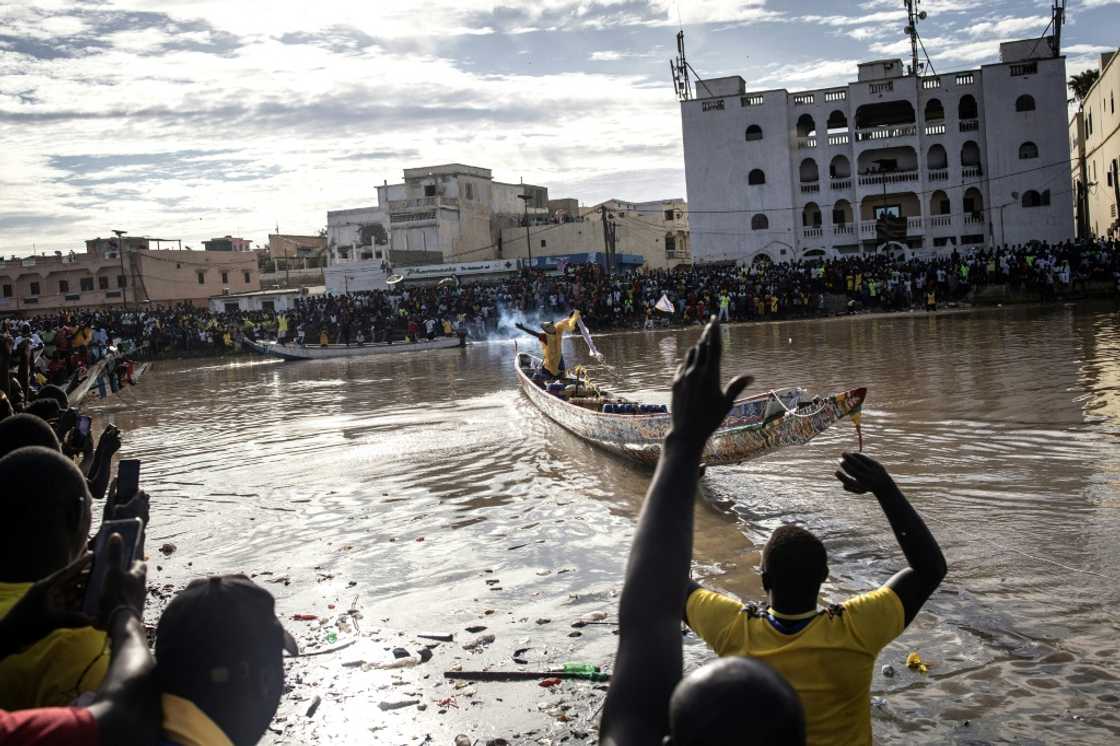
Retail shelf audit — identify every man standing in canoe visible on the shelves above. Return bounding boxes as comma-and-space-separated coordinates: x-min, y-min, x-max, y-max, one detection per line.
516, 309, 581, 379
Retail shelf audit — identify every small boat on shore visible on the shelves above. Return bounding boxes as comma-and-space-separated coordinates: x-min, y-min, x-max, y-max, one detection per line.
245, 335, 465, 361
515, 352, 865, 466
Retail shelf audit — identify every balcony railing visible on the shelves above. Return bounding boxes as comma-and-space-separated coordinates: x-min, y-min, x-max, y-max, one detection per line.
797, 136, 817, 149
964, 214, 985, 225
906, 216, 924, 232
802, 226, 824, 239
832, 224, 855, 236
858, 169, 918, 187
961, 165, 982, 179
388, 196, 454, 209
959, 118, 979, 132
800, 181, 820, 194
928, 168, 949, 182
928, 215, 952, 228
828, 133, 850, 146
924, 123, 946, 136
830, 178, 852, 191
921, 76, 941, 89
854, 124, 916, 142
859, 222, 877, 237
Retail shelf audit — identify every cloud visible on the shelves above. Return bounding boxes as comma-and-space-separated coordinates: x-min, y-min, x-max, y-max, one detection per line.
964, 16, 1049, 38
591, 50, 624, 61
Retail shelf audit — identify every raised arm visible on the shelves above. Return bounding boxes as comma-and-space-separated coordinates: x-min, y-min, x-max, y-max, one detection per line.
514, 322, 544, 339
600, 318, 751, 746
835, 452, 947, 626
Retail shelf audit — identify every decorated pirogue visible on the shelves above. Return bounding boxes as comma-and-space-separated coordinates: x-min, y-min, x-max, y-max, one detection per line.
515, 352, 865, 467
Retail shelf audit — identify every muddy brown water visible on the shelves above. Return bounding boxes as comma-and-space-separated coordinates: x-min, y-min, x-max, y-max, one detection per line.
88, 303, 1120, 744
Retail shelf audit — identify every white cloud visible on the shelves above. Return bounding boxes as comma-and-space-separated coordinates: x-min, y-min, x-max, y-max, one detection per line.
590, 51, 624, 61
965, 16, 1049, 38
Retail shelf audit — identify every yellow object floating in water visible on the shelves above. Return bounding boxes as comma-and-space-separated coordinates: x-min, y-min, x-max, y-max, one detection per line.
905, 651, 928, 674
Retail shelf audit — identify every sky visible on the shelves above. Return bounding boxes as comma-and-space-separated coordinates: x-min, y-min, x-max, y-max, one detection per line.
1, 0, 1117, 255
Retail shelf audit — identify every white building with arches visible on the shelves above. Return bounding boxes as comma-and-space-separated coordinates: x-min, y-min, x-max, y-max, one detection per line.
681, 39, 1074, 264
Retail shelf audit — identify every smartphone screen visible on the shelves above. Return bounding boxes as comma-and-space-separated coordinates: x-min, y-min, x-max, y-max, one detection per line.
81, 518, 144, 618
117, 459, 140, 500
77, 415, 91, 437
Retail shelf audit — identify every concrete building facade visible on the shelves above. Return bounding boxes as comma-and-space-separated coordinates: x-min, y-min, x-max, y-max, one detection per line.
499, 198, 692, 270
682, 38, 1074, 264
267, 234, 327, 260
0, 240, 260, 314
203, 236, 253, 252
1070, 50, 1120, 239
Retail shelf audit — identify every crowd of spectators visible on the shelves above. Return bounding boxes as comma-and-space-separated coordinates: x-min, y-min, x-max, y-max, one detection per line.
0, 334, 296, 745
3, 239, 1117, 361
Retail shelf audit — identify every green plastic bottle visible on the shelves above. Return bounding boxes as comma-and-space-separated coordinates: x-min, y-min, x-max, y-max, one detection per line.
561, 663, 600, 674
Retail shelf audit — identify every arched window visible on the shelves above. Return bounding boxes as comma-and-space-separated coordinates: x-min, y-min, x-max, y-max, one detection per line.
826, 110, 847, 132
961, 140, 981, 167
1018, 141, 1039, 159
959, 94, 978, 120
1015, 94, 1036, 112
930, 190, 950, 215
748, 169, 766, 185
745, 124, 763, 141
963, 187, 983, 215
829, 155, 851, 179
796, 114, 816, 138
799, 158, 819, 183
832, 199, 852, 225
1021, 190, 1041, 208
926, 144, 948, 169
802, 202, 822, 227
751, 214, 769, 230
925, 98, 944, 121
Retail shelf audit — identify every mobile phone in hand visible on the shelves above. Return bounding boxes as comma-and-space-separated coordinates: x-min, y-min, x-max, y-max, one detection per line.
77, 415, 92, 437
117, 459, 141, 501
81, 518, 144, 618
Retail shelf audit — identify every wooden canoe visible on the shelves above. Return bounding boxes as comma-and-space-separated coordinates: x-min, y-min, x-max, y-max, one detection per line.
515, 352, 865, 466
245, 335, 464, 361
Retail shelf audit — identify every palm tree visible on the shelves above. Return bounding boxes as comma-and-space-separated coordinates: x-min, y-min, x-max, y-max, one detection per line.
1069, 69, 1100, 103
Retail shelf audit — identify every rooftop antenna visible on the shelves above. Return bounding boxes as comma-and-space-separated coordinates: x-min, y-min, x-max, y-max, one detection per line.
904, 0, 928, 76
670, 30, 693, 102
1051, 0, 1065, 57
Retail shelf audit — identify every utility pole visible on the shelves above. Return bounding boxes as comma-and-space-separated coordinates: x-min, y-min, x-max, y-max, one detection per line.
517, 192, 533, 270
903, 0, 928, 75
112, 229, 128, 309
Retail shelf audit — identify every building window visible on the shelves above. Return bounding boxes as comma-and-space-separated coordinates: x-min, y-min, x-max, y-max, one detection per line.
197, 271, 205, 284
2, 284, 11, 298
80, 277, 93, 291
665, 209, 675, 221
1015, 94, 1036, 112
465, 183, 474, 200
424, 184, 436, 197
540, 239, 546, 248
751, 214, 769, 230
745, 124, 763, 141
958, 94, 978, 120
30, 282, 40, 296
221, 271, 229, 284
99, 276, 109, 289
117, 275, 127, 288
1018, 141, 1039, 159
1041, 189, 1051, 206
748, 169, 766, 185
59, 280, 70, 293
1021, 190, 1042, 208
243, 271, 251, 283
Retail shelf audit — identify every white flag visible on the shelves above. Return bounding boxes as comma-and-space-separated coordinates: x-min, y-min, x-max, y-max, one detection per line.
655, 294, 675, 313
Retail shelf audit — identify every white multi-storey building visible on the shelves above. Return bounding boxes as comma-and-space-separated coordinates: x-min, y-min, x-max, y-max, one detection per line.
682, 38, 1074, 263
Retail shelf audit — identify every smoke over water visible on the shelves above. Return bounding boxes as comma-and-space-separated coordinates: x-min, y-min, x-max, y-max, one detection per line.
487, 306, 553, 343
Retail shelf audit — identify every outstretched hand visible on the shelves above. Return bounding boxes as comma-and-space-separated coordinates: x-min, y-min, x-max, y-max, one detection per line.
668, 317, 753, 455
835, 452, 897, 495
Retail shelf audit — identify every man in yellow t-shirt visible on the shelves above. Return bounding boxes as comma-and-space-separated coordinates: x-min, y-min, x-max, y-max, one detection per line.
516, 309, 581, 378
686, 453, 947, 746
0, 447, 108, 709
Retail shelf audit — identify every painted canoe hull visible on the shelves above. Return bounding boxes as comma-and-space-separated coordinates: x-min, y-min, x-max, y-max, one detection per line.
246, 336, 464, 361
515, 352, 865, 466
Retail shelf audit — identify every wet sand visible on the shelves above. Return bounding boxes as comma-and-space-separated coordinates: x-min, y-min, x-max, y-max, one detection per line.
88, 302, 1120, 744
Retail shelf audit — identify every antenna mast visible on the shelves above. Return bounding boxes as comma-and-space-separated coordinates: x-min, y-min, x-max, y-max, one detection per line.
904, 0, 927, 76
670, 30, 692, 102
1050, 0, 1065, 57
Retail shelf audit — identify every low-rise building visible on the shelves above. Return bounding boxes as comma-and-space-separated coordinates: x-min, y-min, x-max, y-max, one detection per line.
203, 236, 253, 252
499, 197, 691, 270
208, 286, 324, 314
0, 240, 260, 314
1070, 50, 1120, 239
268, 233, 327, 260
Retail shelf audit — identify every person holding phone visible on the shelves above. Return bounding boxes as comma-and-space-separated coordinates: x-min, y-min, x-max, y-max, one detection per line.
0, 447, 111, 709
0, 535, 159, 746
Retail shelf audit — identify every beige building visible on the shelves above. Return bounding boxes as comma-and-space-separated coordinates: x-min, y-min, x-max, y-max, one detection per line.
1070, 50, 1120, 239
267, 233, 327, 259
0, 238, 259, 314
499, 198, 692, 270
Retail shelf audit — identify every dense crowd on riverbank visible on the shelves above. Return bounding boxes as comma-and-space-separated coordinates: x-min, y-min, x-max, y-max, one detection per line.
3, 239, 1117, 359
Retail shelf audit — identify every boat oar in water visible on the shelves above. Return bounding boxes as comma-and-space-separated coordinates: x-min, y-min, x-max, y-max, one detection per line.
444, 669, 609, 683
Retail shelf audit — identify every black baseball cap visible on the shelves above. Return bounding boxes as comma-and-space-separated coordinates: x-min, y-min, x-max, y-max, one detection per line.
156, 575, 298, 693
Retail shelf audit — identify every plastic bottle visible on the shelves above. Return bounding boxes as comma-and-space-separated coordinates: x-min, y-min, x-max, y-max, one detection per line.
560, 663, 601, 675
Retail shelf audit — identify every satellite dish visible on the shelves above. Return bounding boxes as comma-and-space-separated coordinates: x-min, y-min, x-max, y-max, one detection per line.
385, 273, 404, 286
918, 11, 927, 20
437, 277, 457, 288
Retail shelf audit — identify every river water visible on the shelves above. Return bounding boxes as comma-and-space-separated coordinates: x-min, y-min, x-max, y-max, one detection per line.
89, 303, 1120, 744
